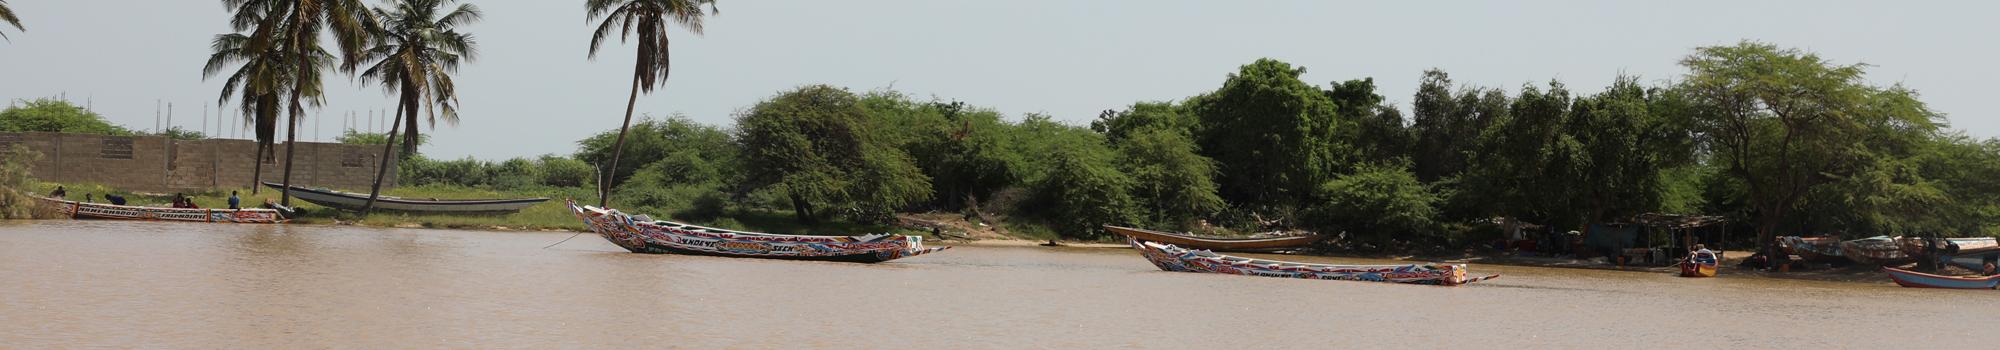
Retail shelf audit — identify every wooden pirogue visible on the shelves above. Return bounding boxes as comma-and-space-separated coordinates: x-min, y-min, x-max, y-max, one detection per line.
36, 197, 285, 223
1882, 267, 2000, 289
1104, 225, 1323, 252
1126, 237, 1498, 286
566, 200, 947, 263
264, 182, 547, 214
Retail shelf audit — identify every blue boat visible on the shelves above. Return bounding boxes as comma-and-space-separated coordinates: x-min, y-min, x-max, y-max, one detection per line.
1883, 267, 2000, 289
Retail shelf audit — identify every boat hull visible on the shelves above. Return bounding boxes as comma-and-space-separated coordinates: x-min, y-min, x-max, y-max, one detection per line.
263, 182, 547, 214
1679, 261, 1718, 277
567, 201, 946, 263
37, 197, 284, 224
1883, 267, 2000, 289
1840, 236, 1913, 266
1777, 236, 1844, 261
1104, 225, 1322, 251
1126, 238, 1496, 286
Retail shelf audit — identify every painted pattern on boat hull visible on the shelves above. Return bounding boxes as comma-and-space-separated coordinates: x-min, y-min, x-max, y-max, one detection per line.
1126, 238, 1495, 286
37, 197, 285, 224
566, 201, 947, 263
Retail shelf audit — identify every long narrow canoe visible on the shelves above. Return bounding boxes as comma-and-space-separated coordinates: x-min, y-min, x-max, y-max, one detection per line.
263, 182, 547, 214
566, 200, 947, 263
1841, 236, 1914, 266
1104, 225, 1323, 251
1127, 238, 1497, 286
36, 197, 285, 223
1897, 236, 2000, 257
1883, 267, 2000, 289
1777, 236, 1845, 261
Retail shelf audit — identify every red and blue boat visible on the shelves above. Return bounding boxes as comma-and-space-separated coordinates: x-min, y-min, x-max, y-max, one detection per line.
1882, 267, 2000, 289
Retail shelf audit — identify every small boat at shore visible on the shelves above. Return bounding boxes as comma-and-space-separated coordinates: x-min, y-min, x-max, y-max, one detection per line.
263, 182, 547, 214
35, 197, 285, 223
1883, 267, 2000, 289
1841, 236, 1914, 266
1680, 250, 1719, 278
1104, 225, 1323, 252
1896, 236, 2000, 257
1126, 238, 1497, 286
566, 200, 948, 263
1777, 236, 1845, 261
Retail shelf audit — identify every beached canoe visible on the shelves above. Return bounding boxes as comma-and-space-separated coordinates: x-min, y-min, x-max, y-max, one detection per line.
1126, 238, 1497, 286
35, 196, 285, 223
1841, 236, 1914, 266
566, 200, 948, 263
1896, 236, 2000, 257
1104, 225, 1324, 252
263, 182, 547, 214
1680, 250, 1719, 278
1883, 267, 2000, 289
1777, 236, 1845, 261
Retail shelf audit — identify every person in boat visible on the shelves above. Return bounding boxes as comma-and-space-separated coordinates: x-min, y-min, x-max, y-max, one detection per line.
1689, 244, 1717, 265
228, 191, 241, 210
49, 186, 66, 199
104, 194, 126, 205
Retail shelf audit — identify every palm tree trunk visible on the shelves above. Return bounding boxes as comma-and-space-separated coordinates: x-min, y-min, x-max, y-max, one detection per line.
364, 106, 404, 215
600, 76, 643, 207
251, 143, 266, 194
279, 102, 300, 207
401, 103, 419, 157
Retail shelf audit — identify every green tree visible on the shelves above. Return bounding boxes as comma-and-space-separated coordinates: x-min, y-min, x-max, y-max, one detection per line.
1032, 142, 1137, 239
359, 0, 480, 157
1190, 59, 1347, 208
1093, 101, 1195, 144
0, 99, 134, 135
1679, 42, 1941, 248
1457, 80, 1575, 226
1326, 78, 1409, 164
1410, 70, 1508, 183
1117, 127, 1224, 230
585, 0, 720, 207
0, 0, 21, 41
576, 115, 736, 189
222, 0, 376, 206
1302, 162, 1442, 247
863, 92, 1023, 212
736, 85, 930, 224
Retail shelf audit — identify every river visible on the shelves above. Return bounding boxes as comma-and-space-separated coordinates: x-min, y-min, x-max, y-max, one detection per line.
1, 220, 1995, 348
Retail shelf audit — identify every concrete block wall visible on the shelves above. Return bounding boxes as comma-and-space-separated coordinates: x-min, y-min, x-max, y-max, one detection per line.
4, 132, 395, 192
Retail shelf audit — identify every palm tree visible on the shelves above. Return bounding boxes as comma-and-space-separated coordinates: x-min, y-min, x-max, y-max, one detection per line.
359, 0, 480, 158
585, 0, 718, 207
224, 0, 376, 206
204, 4, 335, 194
0, 0, 23, 41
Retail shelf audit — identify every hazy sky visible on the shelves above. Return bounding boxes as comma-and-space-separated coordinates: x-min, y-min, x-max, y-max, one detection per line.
3, 1, 1996, 160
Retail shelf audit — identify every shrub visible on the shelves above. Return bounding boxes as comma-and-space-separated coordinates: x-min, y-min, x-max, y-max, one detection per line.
1302, 162, 1443, 246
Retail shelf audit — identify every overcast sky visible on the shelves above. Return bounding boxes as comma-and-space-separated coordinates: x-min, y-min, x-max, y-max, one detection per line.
3, 1, 1995, 160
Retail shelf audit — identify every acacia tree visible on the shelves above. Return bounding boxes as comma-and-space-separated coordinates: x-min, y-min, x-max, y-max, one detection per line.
1190, 59, 1347, 209
1117, 127, 1224, 230
585, 0, 719, 207
1680, 42, 1939, 249
736, 85, 930, 224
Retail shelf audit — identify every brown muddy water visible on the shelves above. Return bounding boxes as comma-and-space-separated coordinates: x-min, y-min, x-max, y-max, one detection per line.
2, 221, 1996, 349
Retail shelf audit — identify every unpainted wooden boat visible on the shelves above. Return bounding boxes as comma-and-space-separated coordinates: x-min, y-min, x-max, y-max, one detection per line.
1126, 238, 1497, 286
1776, 236, 1844, 261
566, 201, 947, 263
1104, 225, 1323, 252
263, 182, 548, 214
1680, 250, 1719, 277
1840, 236, 1914, 266
1896, 236, 2000, 257
1883, 267, 2000, 289
36, 197, 285, 223
1935, 252, 2000, 276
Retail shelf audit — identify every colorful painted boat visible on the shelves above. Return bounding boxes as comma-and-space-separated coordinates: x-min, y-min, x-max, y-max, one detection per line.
35, 197, 285, 223
1126, 238, 1497, 286
1896, 236, 2000, 257
1104, 225, 1324, 252
263, 182, 548, 214
1882, 267, 2000, 289
1840, 236, 1914, 266
566, 200, 947, 263
1777, 236, 1845, 261
1679, 250, 1719, 277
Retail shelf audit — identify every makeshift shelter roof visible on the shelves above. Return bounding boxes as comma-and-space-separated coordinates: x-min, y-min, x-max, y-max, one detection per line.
1632, 213, 1728, 229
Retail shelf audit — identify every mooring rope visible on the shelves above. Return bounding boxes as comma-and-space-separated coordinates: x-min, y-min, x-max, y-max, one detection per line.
543, 231, 586, 249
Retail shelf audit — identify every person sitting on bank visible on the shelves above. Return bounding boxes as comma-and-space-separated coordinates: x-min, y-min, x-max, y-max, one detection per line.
85, 193, 94, 203
104, 194, 126, 205
49, 186, 66, 199
228, 191, 241, 210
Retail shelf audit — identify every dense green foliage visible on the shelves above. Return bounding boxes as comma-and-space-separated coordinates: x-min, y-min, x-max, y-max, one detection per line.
1190, 59, 1347, 208
736, 85, 931, 224
0, 145, 42, 219
1302, 162, 1441, 246
336, 129, 428, 146
0, 99, 135, 135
